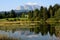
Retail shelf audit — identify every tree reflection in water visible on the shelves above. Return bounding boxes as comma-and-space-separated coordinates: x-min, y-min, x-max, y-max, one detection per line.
30, 22, 58, 37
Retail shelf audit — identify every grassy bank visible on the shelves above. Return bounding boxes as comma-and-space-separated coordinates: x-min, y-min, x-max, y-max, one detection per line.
0, 18, 41, 31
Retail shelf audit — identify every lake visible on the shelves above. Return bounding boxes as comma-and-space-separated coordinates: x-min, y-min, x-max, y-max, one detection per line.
0, 25, 60, 40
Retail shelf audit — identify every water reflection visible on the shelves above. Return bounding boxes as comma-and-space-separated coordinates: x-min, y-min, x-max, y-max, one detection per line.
0, 30, 57, 40
30, 23, 55, 36
0, 22, 60, 40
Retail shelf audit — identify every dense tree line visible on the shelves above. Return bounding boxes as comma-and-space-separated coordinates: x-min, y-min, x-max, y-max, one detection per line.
0, 10, 17, 18
28, 4, 60, 21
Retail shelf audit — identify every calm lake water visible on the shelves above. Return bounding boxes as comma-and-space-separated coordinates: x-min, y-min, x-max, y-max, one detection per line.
0, 30, 57, 40
0, 26, 60, 40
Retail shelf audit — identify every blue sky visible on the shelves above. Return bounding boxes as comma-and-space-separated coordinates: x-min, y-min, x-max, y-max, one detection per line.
0, 0, 60, 11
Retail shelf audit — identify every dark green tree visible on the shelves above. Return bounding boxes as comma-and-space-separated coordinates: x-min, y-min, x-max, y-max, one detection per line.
10, 10, 16, 18
28, 11, 33, 20
40, 6, 48, 20
48, 5, 53, 18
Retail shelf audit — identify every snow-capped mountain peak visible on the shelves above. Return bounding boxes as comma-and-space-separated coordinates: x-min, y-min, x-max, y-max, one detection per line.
16, 4, 40, 10
15, 3, 40, 13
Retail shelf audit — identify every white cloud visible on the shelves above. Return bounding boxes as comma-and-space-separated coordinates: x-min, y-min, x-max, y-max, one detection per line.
25, 2, 38, 5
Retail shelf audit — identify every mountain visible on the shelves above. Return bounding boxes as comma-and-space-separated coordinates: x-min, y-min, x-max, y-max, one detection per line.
14, 4, 40, 13
24, 5, 40, 10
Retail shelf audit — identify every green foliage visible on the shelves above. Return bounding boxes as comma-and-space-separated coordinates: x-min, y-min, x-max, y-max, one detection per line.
54, 8, 60, 19
46, 18, 57, 25
21, 13, 25, 18
0, 10, 16, 19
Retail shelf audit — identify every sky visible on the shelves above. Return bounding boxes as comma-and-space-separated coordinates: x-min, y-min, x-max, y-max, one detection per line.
0, 0, 60, 11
